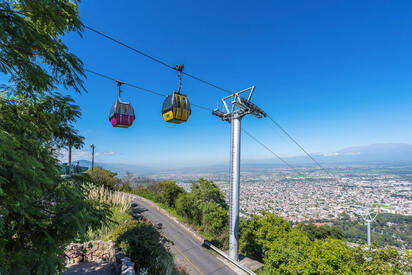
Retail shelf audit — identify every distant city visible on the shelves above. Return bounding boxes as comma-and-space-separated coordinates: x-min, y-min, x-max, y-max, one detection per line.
150, 165, 412, 222
74, 143, 412, 222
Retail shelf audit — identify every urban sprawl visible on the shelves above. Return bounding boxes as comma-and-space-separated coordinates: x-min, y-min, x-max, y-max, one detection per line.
151, 166, 412, 222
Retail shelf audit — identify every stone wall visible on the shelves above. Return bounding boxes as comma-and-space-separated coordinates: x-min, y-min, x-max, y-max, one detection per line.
64, 240, 136, 275
64, 240, 116, 265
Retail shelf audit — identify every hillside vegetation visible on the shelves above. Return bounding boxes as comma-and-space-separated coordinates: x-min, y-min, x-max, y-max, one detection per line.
86, 186, 180, 275
0, 1, 113, 273
125, 178, 412, 274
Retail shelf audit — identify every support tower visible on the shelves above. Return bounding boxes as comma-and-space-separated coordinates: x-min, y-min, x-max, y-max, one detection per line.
212, 86, 266, 261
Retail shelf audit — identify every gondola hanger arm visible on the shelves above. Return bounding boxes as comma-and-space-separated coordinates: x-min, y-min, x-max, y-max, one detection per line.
116, 80, 125, 100
174, 64, 184, 94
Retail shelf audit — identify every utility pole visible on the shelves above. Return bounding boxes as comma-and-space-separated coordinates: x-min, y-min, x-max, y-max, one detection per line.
212, 86, 266, 261
360, 211, 378, 248
90, 144, 95, 171
68, 144, 72, 166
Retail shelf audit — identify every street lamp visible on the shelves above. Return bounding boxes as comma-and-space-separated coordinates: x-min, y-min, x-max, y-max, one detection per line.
90, 144, 95, 171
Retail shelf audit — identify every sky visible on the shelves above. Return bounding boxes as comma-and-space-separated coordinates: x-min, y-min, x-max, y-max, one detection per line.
57, 0, 412, 167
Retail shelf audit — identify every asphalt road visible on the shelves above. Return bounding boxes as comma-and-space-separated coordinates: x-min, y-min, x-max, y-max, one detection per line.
130, 197, 237, 275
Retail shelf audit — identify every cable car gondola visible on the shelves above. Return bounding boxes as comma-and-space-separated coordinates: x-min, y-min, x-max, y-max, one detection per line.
109, 80, 135, 128
161, 65, 191, 124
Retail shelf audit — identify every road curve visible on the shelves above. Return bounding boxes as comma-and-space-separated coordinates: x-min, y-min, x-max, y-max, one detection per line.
130, 196, 238, 275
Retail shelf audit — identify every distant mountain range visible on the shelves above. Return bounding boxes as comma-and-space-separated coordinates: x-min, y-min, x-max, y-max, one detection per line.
306, 143, 412, 163
250, 143, 412, 166
74, 143, 412, 175
75, 160, 157, 175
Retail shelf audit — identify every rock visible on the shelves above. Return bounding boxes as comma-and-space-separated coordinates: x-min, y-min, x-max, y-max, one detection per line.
64, 240, 116, 266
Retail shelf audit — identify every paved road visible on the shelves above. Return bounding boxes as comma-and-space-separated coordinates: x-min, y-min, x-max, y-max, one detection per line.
131, 197, 237, 275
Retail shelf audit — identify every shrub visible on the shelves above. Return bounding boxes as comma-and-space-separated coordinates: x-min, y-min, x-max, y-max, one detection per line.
107, 220, 178, 275
86, 167, 122, 190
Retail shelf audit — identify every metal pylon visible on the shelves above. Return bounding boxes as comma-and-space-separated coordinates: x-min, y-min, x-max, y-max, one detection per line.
360, 211, 378, 248
212, 86, 266, 261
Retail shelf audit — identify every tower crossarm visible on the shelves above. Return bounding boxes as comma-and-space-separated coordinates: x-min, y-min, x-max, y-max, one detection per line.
212, 86, 266, 122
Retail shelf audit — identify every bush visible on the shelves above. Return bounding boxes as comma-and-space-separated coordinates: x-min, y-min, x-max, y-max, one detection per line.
155, 181, 185, 208
107, 220, 178, 275
86, 167, 121, 190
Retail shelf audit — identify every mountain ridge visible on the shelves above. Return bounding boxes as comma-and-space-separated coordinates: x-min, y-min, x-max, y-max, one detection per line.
69, 143, 412, 175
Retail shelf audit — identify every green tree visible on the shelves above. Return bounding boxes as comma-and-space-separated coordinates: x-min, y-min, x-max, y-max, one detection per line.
175, 192, 202, 225
175, 179, 227, 226
201, 201, 228, 236
156, 181, 184, 208
0, 0, 84, 97
363, 246, 412, 274
86, 167, 121, 190
0, 1, 111, 274
0, 94, 111, 274
297, 223, 344, 241
191, 178, 227, 209
240, 211, 292, 261
108, 220, 178, 275
302, 238, 363, 275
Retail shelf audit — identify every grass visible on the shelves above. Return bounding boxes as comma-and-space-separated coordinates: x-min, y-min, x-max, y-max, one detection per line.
85, 205, 131, 241
85, 186, 132, 241
89, 186, 132, 212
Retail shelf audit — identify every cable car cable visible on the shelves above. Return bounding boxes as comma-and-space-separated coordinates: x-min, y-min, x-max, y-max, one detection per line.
85, 25, 337, 177
84, 68, 305, 177
84, 25, 233, 94
85, 68, 166, 97
86, 68, 216, 113
84, 26, 175, 70
242, 129, 304, 177
84, 25, 339, 177
266, 114, 337, 179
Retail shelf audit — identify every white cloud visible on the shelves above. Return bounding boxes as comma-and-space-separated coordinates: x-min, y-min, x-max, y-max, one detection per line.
320, 151, 361, 157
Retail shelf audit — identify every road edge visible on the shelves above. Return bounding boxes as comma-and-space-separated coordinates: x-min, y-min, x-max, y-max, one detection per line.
119, 192, 247, 275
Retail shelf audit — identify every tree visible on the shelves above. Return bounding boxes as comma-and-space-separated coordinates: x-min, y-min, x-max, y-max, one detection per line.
362, 246, 412, 274
86, 167, 121, 190
301, 238, 363, 275
175, 179, 227, 227
0, 1, 111, 274
120, 171, 135, 191
175, 192, 202, 225
0, 94, 111, 274
191, 178, 228, 209
297, 223, 344, 241
201, 201, 228, 236
0, 0, 84, 97
107, 220, 178, 275
156, 181, 184, 208
239, 211, 305, 262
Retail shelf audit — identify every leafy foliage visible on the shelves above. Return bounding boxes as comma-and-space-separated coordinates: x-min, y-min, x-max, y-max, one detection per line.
0, 1, 113, 274
330, 212, 412, 248
240, 212, 411, 275
86, 167, 122, 190
107, 220, 178, 275
155, 181, 185, 208
0, 97, 112, 273
0, 0, 84, 97
125, 179, 411, 274
128, 178, 229, 248
297, 223, 344, 241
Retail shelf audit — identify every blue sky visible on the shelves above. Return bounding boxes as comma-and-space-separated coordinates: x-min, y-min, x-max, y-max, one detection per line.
59, 0, 412, 166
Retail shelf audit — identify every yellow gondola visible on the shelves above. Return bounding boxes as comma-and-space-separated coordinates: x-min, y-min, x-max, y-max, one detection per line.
161, 92, 191, 123
161, 64, 191, 124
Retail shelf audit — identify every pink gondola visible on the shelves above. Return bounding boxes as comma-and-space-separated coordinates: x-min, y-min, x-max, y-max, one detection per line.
109, 80, 135, 128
